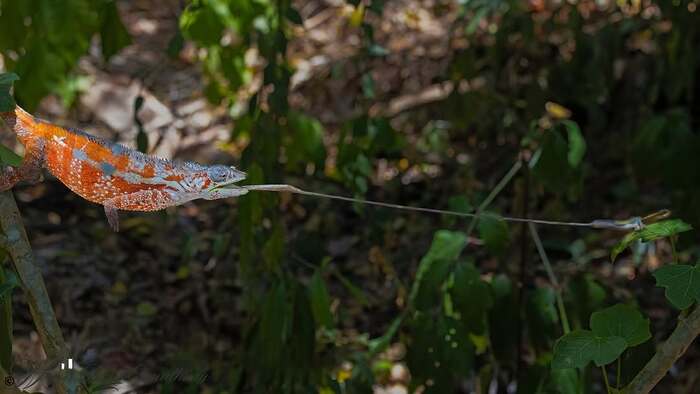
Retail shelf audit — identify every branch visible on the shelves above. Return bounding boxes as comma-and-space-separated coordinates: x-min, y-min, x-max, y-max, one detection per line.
625, 305, 700, 393
0, 191, 68, 393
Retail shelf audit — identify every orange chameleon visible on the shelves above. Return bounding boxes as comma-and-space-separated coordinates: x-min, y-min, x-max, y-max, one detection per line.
0, 106, 248, 231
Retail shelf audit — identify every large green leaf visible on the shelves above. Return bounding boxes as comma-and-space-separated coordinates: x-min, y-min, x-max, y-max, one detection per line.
553, 303, 651, 370
590, 304, 651, 347
611, 219, 692, 262
551, 330, 626, 369
653, 264, 700, 309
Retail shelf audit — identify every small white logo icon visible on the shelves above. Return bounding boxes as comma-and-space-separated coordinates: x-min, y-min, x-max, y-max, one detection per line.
60, 359, 73, 370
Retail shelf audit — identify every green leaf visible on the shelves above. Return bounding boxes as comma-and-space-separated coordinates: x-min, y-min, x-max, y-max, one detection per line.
532, 130, 570, 193
465, 7, 489, 35
611, 219, 693, 262
0, 270, 18, 301
413, 253, 452, 311
285, 112, 326, 171
255, 282, 289, 369
488, 275, 519, 364
451, 262, 493, 334
0, 73, 19, 112
447, 196, 472, 214
590, 304, 651, 347
289, 284, 316, 369
180, 5, 225, 46
262, 222, 284, 269
551, 330, 626, 369
0, 144, 22, 167
407, 314, 474, 392
546, 368, 581, 394
636, 219, 692, 241
0, 74, 20, 89
308, 270, 333, 329
167, 30, 185, 58
563, 120, 586, 168
100, 0, 132, 60
477, 213, 510, 254
565, 275, 606, 328
526, 287, 559, 348
333, 270, 370, 306
409, 230, 467, 306
653, 264, 700, 309
286, 7, 303, 25
367, 315, 402, 356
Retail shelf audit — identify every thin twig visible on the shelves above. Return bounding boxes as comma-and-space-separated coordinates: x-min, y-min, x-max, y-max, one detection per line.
516, 160, 530, 383
626, 305, 700, 393
529, 222, 570, 334
0, 191, 68, 393
465, 160, 523, 237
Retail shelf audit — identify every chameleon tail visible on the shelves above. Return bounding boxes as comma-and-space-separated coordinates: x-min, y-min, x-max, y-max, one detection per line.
0, 105, 36, 139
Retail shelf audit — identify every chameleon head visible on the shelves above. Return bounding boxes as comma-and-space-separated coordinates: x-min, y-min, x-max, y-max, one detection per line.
200, 164, 249, 200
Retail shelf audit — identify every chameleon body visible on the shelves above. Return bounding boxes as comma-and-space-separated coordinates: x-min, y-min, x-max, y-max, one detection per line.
0, 106, 248, 231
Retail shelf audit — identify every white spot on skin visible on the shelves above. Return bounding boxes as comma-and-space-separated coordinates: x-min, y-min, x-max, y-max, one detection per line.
52, 135, 67, 146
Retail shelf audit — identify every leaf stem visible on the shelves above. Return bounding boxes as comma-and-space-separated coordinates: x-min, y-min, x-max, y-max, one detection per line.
670, 236, 678, 264
529, 222, 570, 334
617, 356, 622, 390
602, 365, 612, 394
465, 160, 522, 237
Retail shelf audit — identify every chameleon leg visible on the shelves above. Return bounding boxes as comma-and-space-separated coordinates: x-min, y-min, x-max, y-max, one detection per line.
0, 140, 45, 191
102, 189, 180, 232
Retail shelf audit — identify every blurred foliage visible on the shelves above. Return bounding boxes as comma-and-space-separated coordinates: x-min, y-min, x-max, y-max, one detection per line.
0, 0, 131, 110
1, 0, 700, 393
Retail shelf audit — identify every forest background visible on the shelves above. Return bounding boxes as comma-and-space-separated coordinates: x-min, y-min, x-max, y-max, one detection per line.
1, 0, 700, 393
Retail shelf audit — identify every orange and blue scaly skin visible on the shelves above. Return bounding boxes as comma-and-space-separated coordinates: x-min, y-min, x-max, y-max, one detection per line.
0, 106, 248, 231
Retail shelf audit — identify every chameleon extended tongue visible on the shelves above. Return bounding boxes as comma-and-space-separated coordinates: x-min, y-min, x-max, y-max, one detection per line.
242, 183, 667, 231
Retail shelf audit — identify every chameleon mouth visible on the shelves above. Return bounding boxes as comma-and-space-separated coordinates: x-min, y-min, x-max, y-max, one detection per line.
208, 175, 249, 192
209, 181, 245, 192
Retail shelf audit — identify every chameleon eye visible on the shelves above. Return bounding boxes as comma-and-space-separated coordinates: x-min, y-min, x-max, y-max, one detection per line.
207, 165, 230, 183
